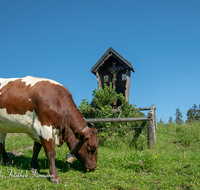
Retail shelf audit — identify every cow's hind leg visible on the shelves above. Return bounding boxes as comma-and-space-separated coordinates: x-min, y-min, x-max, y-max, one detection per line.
30, 141, 42, 173
0, 132, 11, 165
40, 136, 61, 184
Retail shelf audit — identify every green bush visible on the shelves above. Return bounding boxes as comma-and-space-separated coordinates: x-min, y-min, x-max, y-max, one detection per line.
78, 83, 147, 146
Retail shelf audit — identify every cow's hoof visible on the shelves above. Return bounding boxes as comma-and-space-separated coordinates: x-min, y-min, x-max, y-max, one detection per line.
51, 178, 62, 184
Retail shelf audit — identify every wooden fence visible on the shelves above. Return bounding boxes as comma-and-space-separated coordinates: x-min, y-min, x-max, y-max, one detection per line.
85, 104, 157, 149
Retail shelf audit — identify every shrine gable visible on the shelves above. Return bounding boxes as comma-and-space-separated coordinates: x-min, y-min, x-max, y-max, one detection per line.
91, 47, 134, 102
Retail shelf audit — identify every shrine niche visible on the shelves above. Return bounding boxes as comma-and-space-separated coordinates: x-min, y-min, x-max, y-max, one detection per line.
91, 47, 134, 104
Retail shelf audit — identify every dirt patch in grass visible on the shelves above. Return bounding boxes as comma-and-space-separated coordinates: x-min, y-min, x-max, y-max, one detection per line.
7, 133, 25, 137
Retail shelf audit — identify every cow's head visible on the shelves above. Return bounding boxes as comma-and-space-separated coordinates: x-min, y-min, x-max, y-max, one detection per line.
70, 127, 99, 171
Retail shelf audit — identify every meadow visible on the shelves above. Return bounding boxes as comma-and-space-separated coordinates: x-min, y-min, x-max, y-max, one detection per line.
0, 122, 200, 190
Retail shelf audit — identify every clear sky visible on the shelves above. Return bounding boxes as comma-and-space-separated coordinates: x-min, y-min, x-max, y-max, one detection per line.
0, 0, 200, 123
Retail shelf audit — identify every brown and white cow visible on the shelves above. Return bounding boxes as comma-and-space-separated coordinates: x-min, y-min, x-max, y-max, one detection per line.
0, 76, 99, 184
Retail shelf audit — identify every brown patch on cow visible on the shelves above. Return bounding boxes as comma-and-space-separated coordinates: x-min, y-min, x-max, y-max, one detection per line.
0, 78, 73, 129
0, 79, 35, 115
40, 137, 55, 156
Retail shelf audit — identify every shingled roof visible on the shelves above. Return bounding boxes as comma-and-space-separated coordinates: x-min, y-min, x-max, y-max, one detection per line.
91, 47, 134, 75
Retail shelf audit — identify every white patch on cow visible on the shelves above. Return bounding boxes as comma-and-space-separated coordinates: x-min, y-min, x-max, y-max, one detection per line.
29, 99, 32, 101
53, 128, 60, 146
0, 109, 60, 145
22, 76, 62, 87
0, 78, 20, 90
0, 76, 62, 90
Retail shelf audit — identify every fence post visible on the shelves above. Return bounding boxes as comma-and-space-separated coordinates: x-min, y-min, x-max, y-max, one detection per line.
148, 105, 156, 149
154, 107, 157, 131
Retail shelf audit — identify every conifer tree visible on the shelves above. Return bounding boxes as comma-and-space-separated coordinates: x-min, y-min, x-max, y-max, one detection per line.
175, 108, 184, 124
186, 104, 200, 123
168, 116, 173, 124
159, 118, 164, 124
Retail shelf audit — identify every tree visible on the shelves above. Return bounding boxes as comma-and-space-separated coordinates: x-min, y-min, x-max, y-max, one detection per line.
78, 82, 145, 125
78, 83, 126, 120
174, 108, 184, 124
158, 118, 164, 124
186, 104, 200, 123
168, 116, 173, 124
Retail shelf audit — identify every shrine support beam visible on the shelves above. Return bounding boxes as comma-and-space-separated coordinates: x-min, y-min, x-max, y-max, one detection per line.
125, 69, 131, 101
96, 71, 102, 89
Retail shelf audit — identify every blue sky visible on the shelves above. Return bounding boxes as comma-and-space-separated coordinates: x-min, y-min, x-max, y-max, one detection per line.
0, 0, 200, 123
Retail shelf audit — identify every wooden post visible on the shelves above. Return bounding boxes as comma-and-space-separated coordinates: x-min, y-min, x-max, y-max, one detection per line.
152, 105, 156, 143
148, 105, 156, 149
96, 71, 102, 89
125, 69, 130, 101
154, 108, 157, 131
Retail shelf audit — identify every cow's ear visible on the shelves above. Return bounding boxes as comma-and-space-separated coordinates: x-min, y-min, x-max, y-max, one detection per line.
91, 127, 98, 135
74, 129, 90, 141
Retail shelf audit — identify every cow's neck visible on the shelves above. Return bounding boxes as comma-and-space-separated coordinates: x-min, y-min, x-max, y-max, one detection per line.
66, 132, 77, 151
64, 116, 86, 152
64, 98, 87, 151
64, 124, 89, 154
67, 106, 87, 132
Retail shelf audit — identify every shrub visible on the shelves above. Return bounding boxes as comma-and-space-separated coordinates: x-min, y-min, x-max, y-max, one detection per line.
78, 83, 147, 146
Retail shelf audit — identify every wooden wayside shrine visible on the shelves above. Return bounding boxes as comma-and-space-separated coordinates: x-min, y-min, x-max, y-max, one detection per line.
91, 47, 134, 103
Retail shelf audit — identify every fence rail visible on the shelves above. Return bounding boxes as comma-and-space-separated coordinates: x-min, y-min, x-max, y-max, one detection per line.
85, 117, 151, 123
85, 104, 157, 150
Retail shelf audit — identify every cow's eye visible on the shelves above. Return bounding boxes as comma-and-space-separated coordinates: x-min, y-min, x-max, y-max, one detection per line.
90, 146, 95, 151
88, 145, 96, 152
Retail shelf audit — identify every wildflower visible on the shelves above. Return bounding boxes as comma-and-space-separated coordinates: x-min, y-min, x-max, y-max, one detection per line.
142, 182, 144, 184
155, 156, 157, 158
87, 169, 89, 172
135, 176, 137, 179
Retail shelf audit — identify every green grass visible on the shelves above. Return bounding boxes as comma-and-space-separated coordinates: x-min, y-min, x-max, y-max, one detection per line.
0, 123, 200, 189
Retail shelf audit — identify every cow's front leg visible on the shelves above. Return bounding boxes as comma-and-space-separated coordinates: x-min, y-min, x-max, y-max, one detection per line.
0, 132, 11, 165
30, 141, 42, 174
40, 137, 61, 184
0, 142, 11, 165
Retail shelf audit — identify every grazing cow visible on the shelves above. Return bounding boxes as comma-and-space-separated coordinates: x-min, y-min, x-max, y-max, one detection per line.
0, 76, 99, 184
